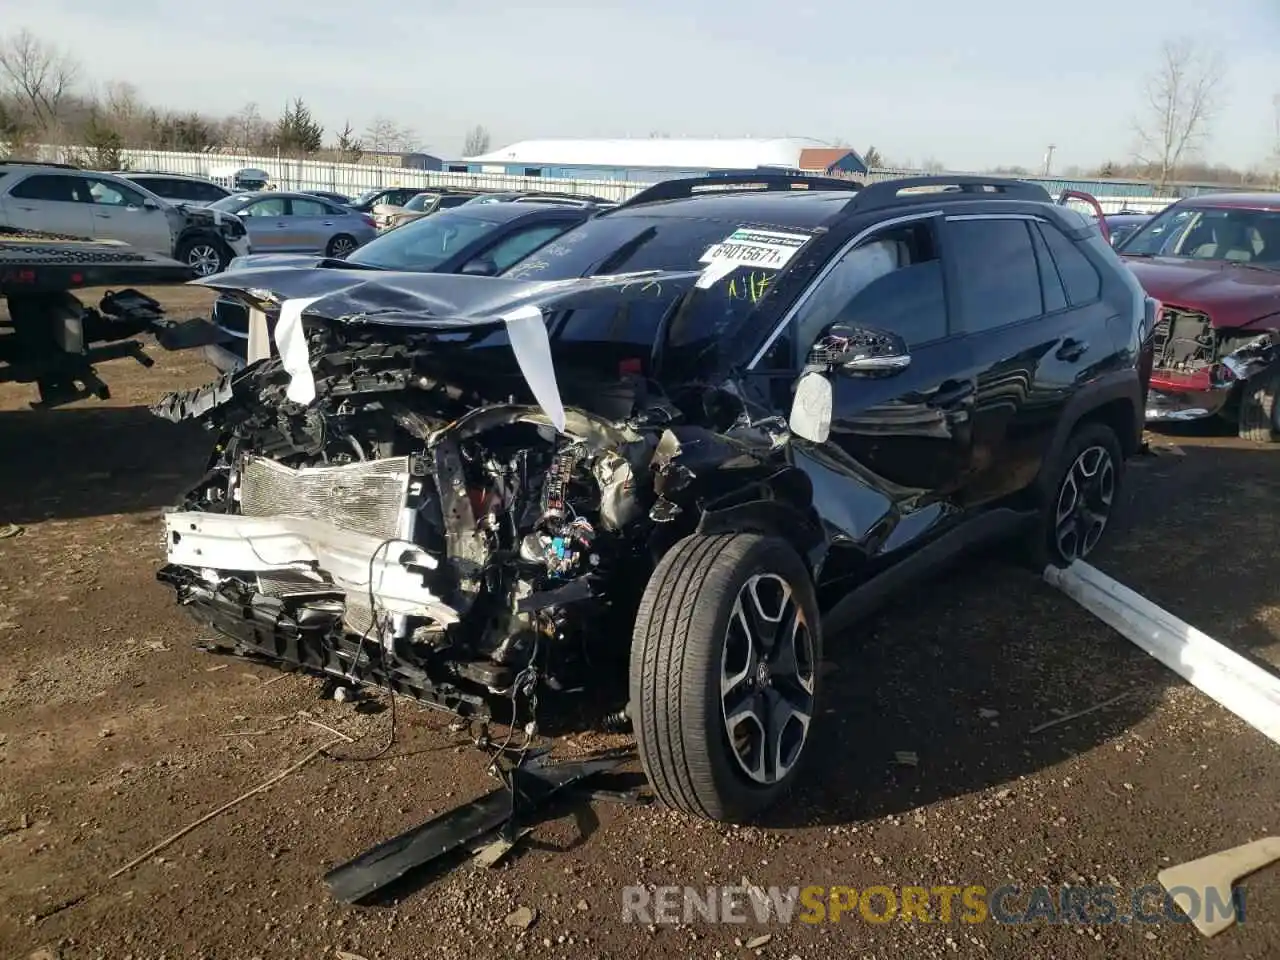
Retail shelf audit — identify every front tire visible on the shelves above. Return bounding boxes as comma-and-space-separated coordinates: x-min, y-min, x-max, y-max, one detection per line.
630, 533, 821, 823
1025, 421, 1124, 569
177, 235, 230, 276
1238, 370, 1280, 442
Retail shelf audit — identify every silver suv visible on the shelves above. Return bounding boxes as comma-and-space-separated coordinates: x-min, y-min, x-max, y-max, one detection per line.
0, 161, 251, 275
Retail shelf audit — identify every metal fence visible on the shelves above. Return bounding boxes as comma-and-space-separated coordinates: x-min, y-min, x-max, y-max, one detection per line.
31, 145, 650, 202
20, 143, 1190, 212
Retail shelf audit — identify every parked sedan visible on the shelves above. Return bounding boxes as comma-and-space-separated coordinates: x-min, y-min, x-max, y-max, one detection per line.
374, 190, 485, 230
202, 202, 593, 372
348, 187, 424, 214
207, 191, 377, 257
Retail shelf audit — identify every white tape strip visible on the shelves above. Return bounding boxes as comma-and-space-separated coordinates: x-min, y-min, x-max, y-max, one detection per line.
503, 304, 565, 433
274, 296, 323, 405
1045, 561, 1280, 746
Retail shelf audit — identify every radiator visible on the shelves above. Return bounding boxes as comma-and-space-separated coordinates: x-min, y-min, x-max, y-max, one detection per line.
238, 455, 411, 542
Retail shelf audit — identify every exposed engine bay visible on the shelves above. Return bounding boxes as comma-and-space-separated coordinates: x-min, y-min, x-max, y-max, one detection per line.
153, 267, 792, 719
1151, 304, 1279, 383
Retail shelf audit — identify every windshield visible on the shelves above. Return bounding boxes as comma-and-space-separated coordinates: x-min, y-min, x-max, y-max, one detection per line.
1118, 205, 1280, 263
345, 211, 500, 270
353, 190, 379, 206
1108, 222, 1146, 248
503, 214, 812, 366
404, 193, 438, 212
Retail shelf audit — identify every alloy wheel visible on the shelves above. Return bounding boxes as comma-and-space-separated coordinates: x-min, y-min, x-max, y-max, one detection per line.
720, 573, 816, 785
187, 244, 223, 276
1054, 445, 1115, 562
329, 237, 356, 257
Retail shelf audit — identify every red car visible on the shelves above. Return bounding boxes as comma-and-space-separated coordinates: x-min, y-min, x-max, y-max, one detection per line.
1111, 192, 1280, 441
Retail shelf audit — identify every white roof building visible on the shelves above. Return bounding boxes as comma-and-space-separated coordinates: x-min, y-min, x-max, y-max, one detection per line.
464, 137, 859, 171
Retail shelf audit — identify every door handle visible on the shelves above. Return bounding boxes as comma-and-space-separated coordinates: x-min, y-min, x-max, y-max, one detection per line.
930, 378, 976, 407
322, 221, 334, 226
1056, 338, 1089, 362
276, 222, 288, 228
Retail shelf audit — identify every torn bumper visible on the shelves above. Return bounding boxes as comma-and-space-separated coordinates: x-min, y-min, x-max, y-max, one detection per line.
164, 511, 458, 625
1144, 332, 1279, 422
1145, 373, 1234, 422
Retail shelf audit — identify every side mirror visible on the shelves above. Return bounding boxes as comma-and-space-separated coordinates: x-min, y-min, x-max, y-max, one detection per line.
460, 257, 497, 277
142, 197, 161, 210
806, 323, 909, 376
788, 372, 833, 443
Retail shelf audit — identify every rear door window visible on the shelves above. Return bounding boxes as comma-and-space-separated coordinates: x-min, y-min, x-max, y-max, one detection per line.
1037, 222, 1102, 305
10, 173, 91, 202
947, 218, 1043, 333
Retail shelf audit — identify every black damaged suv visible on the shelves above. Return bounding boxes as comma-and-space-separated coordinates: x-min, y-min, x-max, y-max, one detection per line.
156, 174, 1155, 823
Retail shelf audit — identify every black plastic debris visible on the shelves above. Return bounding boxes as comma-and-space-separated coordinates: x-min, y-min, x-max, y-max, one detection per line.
323, 752, 626, 903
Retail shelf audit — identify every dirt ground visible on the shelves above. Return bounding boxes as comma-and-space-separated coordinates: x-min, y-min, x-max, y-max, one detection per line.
1, 285, 1278, 960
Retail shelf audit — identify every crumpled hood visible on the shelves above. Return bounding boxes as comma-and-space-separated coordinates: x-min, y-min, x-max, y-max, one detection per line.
192, 267, 700, 431
193, 265, 698, 328
226, 253, 336, 272
1124, 257, 1280, 329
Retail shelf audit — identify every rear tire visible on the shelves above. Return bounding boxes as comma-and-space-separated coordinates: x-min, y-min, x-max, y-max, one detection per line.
1237, 371, 1280, 442
1023, 421, 1124, 569
326, 234, 357, 258
630, 533, 821, 823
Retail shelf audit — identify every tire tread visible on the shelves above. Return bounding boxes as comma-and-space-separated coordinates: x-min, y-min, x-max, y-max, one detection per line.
1238, 371, 1280, 443
631, 533, 818, 822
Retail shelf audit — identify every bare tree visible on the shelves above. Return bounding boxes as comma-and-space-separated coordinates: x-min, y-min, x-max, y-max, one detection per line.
920, 156, 945, 174
862, 145, 883, 169
1132, 37, 1226, 191
224, 102, 270, 153
463, 124, 491, 156
393, 126, 421, 153
363, 116, 399, 154
0, 28, 79, 130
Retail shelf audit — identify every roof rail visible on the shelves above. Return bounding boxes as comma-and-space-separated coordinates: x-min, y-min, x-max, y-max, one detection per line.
851, 175, 1050, 211
0, 159, 79, 169
611, 173, 863, 211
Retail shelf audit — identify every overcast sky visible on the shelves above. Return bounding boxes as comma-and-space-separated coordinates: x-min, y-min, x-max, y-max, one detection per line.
9, 0, 1279, 170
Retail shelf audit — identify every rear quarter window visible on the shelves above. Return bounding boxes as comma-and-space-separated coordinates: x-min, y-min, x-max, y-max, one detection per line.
1038, 222, 1102, 305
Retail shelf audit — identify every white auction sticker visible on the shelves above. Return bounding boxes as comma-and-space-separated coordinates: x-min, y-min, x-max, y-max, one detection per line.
696, 228, 811, 288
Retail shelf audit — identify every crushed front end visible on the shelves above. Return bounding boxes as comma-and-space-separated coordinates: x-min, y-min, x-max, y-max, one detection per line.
1144, 303, 1280, 422
151, 268, 776, 718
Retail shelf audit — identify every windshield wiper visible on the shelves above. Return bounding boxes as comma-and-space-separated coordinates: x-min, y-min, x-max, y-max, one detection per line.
1228, 261, 1280, 273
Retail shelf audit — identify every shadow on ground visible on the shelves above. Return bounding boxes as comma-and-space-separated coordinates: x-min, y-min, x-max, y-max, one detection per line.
4, 394, 1277, 838
765, 435, 1280, 828
0, 405, 209, 525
